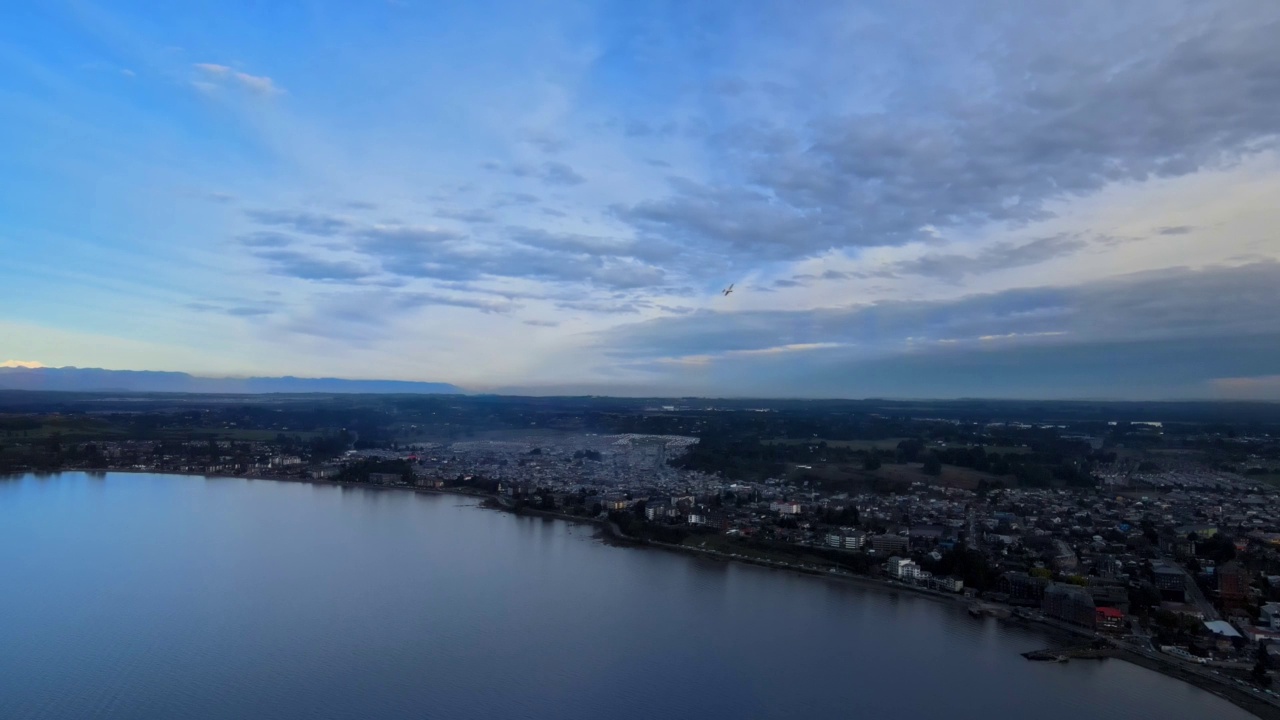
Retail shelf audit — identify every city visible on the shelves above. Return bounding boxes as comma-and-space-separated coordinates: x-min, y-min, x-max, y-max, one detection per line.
5, 393, 1279, 716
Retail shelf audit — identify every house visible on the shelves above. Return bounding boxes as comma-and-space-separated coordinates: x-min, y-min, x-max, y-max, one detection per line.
309, 466, 341, 479
368, 472, 401, 485
1095, 607, 1126, 633
930, 576, 965, 593
770, 501, 803, 515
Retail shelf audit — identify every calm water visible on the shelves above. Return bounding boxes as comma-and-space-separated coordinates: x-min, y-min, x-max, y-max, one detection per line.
0, 472, 1253, 720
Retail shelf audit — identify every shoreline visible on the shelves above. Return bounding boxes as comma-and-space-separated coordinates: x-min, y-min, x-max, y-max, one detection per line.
35, 467, 1280, 719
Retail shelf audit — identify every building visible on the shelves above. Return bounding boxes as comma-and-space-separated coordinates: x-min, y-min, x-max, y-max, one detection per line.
999, 572, 1049, 605
1218, 561, 1249, 606
1260, 603, 1280, 631
1095, 607, 1126, 633
368, 472, 401, 485
826, 530, 867, 550
1043, 583, 1096, 629
930, 576, 965, 593
1152, 561, 1186, 600
646, 502, 670, 521
870, 534, 910, 555
309, 466, 341, 479
770, 501, 803, 515
886, 557, 921, 582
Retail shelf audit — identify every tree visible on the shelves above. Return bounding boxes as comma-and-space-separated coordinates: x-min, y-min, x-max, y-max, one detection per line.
896, 439, 925, 463
862, 452, 882, 471
1255, 660, 1272, 687
922, 453, 942, 476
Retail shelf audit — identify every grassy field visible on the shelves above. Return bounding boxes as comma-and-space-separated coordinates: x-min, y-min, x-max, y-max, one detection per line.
1250, 473, 1280, 488
0, 418, 126, 441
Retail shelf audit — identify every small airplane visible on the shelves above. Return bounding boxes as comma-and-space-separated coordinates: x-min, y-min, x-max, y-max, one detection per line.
722, 283, 734, 296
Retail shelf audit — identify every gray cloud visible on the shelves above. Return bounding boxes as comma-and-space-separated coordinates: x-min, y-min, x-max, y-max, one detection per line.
245, 209, 351, 236
348, 223, 666, 290
1157, 225, 1195, 235
488, 161, 586, 187
253, 249, 372, 281
186, 301, 273, 318
279, 289, 517, 341
540, 161, 586, 186
889, 234, 1088, 282
557, 299, 644, 314
595, 261, 1280, 362
612, 5, 1280, 263
237, 231, 294, 248
226, 306, 273, 317
506, 227, 676, 263
436, 208, 497, 223
525, 131, 567, 154
523, 319, 560, 327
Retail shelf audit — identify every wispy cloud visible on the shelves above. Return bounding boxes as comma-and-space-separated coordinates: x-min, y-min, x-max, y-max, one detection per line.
194, 62, 283, 95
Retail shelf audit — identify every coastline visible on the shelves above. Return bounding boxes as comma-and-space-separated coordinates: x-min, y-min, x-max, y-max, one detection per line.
45, 468, 1280, 719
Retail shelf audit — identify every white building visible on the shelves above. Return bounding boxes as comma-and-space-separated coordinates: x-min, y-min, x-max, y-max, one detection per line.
886, 557, 921, 581
1261, 603, 1280, 631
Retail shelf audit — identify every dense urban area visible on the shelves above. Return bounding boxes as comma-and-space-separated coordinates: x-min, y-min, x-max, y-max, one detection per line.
5, 391, 1280, 715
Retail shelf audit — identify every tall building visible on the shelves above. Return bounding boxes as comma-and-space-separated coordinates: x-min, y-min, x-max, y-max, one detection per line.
1043, 583, 1097, 629
1218, 561, 1249, 606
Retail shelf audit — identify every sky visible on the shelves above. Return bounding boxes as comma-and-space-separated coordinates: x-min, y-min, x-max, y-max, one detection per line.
1, 0, 1278, 399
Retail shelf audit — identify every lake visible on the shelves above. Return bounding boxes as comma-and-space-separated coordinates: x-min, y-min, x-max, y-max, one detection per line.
0, 472, 1255, 719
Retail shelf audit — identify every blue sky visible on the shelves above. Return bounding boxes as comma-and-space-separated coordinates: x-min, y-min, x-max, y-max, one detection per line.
2, 0, 1278, 399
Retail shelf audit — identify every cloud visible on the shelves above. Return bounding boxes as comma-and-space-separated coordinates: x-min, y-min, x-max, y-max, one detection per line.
237, 231, 294, 248
252, 249, 373, 281
0, 360, 44, 368
348, 223, 667, 290
506, 227, 676, 262
556, 299, 644, 314
540, 161, 585, 186
194, 63, 283, 95
278, 289, 517, 341
435, 208, 496, 223
1210, 374, 1280, 399
186, 302, 273, 318
595, 261, 1280, 363
523, 319, 560, 327
611, 5, 1280, 263
1157, 225, 1195, 236
887, 234, 1089, 282
245, 209, 350, 236
225, 306, 273, 317
525, 131, 567, 154
487, 161, 585, 186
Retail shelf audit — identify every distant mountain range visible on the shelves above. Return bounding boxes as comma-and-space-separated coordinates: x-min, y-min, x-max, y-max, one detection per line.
0, 367, 463, 395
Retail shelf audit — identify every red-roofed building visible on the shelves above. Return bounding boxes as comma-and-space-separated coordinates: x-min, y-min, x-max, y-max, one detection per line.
1095, 606, 1125, 633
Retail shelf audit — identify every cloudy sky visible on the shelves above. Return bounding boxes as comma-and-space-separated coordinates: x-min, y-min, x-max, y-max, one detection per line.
1, 0, 1278, 398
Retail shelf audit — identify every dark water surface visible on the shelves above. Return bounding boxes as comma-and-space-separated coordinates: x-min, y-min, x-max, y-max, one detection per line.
0, 472, 1253, 719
